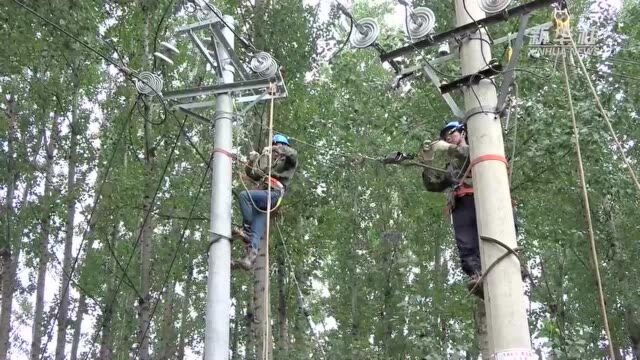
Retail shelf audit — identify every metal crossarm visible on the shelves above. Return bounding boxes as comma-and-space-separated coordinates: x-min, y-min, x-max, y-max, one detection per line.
439, 63, 504, 94
380, 0, 560, 63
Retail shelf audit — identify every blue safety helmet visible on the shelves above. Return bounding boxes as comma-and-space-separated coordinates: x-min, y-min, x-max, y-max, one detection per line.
272, 133, 290, 146
439, 121, 464, 140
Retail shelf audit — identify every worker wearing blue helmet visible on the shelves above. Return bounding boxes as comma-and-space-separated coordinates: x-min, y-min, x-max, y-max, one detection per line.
422, 120, 484, 296
232, 133, 298, 270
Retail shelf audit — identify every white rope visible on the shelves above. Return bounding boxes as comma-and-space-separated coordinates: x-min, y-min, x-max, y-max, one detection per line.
567, 30, 640, 194
562, 49, 616, 360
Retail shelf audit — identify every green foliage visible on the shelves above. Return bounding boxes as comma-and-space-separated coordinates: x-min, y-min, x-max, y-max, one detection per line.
2, 0, 640, 359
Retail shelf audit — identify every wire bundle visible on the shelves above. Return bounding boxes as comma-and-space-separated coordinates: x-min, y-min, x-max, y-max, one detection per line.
134, 71, 163, 96
250, 52, 278, 78
350, 18, 380, 48
479, 0, 512, 14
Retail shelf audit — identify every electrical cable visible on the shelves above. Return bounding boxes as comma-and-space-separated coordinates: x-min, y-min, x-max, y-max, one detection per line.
11, 0, 169, 103
275, 220, 327, 358
134, 151, 213, 359
202, 1, 258, 52
81, 115, 190, 360
37, 105, 134, 360
462, 0, 509, 74
328, 15, 354, 64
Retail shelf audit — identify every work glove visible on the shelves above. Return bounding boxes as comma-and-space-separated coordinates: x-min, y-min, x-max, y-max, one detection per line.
382, 151, 414, 164
431, 140, 455, 152
249, 151, 260, 162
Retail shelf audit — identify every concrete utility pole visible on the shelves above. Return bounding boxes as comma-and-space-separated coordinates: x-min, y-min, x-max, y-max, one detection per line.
454, 0, 534, 358
205, 15, 235, 360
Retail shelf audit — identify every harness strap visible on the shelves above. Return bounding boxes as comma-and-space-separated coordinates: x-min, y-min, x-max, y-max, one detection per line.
458, 153, 509, 187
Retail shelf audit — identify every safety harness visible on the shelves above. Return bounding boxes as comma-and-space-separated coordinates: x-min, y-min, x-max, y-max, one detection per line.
453, 153, 509, 198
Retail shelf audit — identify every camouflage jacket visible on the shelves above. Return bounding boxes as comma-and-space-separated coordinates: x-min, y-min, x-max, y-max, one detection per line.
420, 144, 471, 207
246, 145, 298, 189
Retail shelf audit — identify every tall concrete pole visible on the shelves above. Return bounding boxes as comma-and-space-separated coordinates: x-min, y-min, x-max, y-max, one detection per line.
454, 0, 534, 357
205, 15, 235, 360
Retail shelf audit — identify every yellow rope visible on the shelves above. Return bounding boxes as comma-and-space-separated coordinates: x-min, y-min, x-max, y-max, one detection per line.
566, 30, 640, 194
561, 49, 616, 360
262, 84, 276, 360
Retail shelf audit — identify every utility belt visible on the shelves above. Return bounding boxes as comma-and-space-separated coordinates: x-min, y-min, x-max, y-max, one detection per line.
263, 177, 284, 209
265, 176, 285, 192
453, 183, 474, 198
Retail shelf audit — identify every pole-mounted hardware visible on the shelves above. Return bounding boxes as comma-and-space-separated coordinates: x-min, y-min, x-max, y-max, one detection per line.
154, 41, 180, 65
479, 0, 513, 14
439, 61, 504, 95
134, 72, 164, 97
334, 2, 402, 72
155, 1, 287, 122
397, 1, 437, 40
380, 0, 562, 63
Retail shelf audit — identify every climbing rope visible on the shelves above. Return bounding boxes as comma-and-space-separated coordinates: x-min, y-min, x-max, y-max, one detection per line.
566, 30, 640, 194
508, 82, 520, 184
561, 49, 616, 360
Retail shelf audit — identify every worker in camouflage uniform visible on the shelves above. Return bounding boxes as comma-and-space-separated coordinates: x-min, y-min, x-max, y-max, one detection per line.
421, 121, 483, 295
232, 134, 298, 270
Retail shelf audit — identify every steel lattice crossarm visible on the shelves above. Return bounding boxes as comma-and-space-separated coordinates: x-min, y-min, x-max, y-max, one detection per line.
159, 6, 287, 122
165, 74, 287, 109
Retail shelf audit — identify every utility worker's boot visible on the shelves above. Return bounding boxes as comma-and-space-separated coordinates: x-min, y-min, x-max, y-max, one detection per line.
232, 226, 251, 244
237, 248, 258, 271
467, 273, 484, 299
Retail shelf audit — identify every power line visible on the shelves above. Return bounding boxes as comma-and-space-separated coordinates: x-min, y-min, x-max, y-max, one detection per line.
38, 103, 135, 360
202, 1, 258, 52
11, 0, 129, 75
537, 55, 640, 82
135, 151, 214, 357
11, 0, 171, 103
328, 12, 354, 64
80, 114, 189, 360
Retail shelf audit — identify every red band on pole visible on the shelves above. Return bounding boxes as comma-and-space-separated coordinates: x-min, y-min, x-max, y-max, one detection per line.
470, 154, 508, 168
458, 154, 509, 187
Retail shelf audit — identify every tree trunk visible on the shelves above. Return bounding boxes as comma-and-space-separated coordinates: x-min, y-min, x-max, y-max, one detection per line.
254, 233, 273, 360
433, 229, 449, 356
70, 139, 112, 360
625, 308, 640, 359
30, 118, 59, 360
230, 302, 239, 360
245, 291, 256, 360
137, 102, 155, 360
474, 298, 490, 360
176, 264, 194, 360
69, 294, 87, 360
276, 243, 289, 355
0, 94, 19, 360
155, 281, 176, 360
97, 305, 114, 360
137, 7, 156, 358
378, 232, 399, 355
98, 225, 120, 360
350, 184, 361, 360
55, 90, 80, 360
